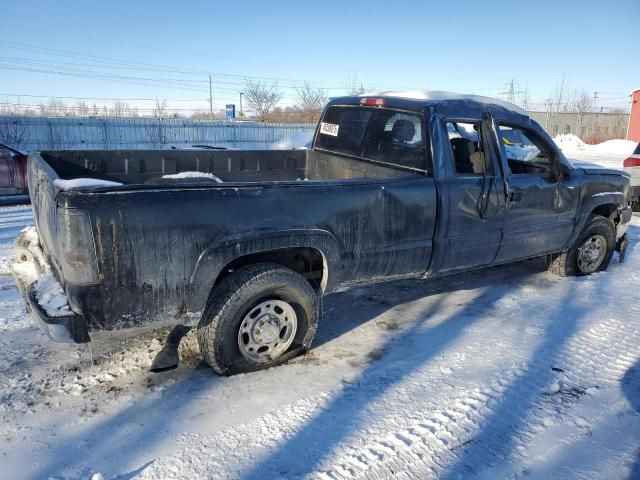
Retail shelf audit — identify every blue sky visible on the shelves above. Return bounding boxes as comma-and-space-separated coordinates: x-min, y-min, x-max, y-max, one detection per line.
1, 0, 638, 114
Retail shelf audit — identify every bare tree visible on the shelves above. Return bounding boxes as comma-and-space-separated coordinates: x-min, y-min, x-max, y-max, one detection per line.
110, 101, 127, 119
568, 90, 593, 114
45, 119, 68, 149
295, 82, 328, 122
518, 85, 531, 110
145, 98, 168, 148
243, 79, 282, 122
568, 90, 593, 139
345, 74, 367, 96
544, 75, 570, 131
108, 101, 138, 118
39, 99, 68, 117
76, 101, 90, 117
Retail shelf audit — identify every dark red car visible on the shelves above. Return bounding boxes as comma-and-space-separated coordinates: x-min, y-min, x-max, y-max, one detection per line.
0, 143, 27, 196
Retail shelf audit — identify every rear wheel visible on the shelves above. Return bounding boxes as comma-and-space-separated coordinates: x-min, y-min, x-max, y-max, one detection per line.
548, 214, 616, 277
197, 263, 318, 376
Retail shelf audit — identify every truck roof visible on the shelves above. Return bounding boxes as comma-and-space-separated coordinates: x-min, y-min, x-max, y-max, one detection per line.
329, 90, 528, 116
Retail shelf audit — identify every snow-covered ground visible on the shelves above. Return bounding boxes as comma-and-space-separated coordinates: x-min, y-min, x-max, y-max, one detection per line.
0, 144, 639, 480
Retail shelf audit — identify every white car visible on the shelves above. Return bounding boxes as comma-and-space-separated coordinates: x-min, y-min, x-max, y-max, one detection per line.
624, 143, 640, 211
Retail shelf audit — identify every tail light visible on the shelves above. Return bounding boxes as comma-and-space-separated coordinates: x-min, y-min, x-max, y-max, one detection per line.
623, 156, 640, 167
56, 208, 98, 284
360, 98, 385, 106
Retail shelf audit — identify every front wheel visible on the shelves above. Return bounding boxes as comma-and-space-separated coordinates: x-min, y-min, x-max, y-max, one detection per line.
197, 263, 318, 376
548, 214, 616, 277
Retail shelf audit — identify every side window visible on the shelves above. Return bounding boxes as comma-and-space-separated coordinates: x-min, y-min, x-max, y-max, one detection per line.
315, 106, 429, 173
445, 121, 491, 175
498, 125, 554, 175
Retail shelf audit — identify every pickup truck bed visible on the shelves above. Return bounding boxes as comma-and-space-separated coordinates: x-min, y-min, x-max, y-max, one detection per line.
25, 147, 433, 341
40, 148, 412, 184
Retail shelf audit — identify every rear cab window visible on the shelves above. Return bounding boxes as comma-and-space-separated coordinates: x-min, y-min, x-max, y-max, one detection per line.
314, 105, 430, 173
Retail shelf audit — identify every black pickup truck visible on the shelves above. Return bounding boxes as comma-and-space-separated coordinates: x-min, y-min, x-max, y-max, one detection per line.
12, 91, 632, 376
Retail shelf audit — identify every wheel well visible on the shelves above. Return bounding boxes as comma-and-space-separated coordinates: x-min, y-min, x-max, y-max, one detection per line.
215, 247, 326, 293
591, 204, 618, 223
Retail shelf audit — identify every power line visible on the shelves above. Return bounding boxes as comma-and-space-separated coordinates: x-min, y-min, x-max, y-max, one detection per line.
0, 93, 206, 102
1, 41, 349, 88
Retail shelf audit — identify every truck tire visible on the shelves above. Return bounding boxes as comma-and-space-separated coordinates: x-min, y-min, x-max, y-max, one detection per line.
197, 263, 319, 376
548, 214, 616, 277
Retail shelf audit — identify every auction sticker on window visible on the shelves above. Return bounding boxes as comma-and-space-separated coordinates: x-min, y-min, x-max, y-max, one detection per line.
320, 122, 339, 136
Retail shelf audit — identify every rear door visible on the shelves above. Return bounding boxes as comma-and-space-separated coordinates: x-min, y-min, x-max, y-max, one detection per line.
493, 122, 580, 262
437, 117, 507, 272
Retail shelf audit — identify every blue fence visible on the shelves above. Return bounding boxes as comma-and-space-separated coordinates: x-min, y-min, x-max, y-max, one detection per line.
0, 116, 316, 151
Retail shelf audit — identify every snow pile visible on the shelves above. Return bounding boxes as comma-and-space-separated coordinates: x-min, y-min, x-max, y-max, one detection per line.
54, 178, 124, 191
273, 131, 314, 150
162, 171, 223, 182
11, 226, 73, 318
590, 138, 637, 155
10, 254, 38, 284
556, 134, 636, 170
554, 134, 587, 151
34, 272, 72, 317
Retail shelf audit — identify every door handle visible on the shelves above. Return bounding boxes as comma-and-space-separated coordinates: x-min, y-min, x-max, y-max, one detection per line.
509, 190, 524, 202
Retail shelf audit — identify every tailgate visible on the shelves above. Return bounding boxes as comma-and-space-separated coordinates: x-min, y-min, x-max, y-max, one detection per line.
27, 152, 61, 271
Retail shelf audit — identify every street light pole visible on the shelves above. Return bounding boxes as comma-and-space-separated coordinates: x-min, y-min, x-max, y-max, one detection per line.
239, 92, 244, 120
209, 75, 214, 121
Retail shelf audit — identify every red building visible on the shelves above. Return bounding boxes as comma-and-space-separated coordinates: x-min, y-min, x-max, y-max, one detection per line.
628, 88, 640, 142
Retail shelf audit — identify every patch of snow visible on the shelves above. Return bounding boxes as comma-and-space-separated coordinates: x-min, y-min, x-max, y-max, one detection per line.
54, 178, 124, 191
361, 90, 528, 116
273, 131, 314, 150
161, 171, 223, 182
0, 147, 639, 478
34, 272, 72, 317
554, 133, 587, 151
556, 134, 636, 171
590, 139, 637, 155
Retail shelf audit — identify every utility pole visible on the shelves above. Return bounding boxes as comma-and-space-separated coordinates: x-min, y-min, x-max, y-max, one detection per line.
499, 79, 523, 105
239, 92, 244, 120
209, 75, 214, 121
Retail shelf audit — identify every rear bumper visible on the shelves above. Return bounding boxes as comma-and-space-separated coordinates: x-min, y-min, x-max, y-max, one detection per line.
10, 229, 90, 343
24, 282, 89, 343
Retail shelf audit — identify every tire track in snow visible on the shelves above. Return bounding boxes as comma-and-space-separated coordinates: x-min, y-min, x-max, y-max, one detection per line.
313, 281, 640, 479
134, 256, 640, 480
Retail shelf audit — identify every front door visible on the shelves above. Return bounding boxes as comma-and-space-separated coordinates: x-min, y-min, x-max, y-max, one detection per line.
493, 122, 579, 262
438, 118, 507, 272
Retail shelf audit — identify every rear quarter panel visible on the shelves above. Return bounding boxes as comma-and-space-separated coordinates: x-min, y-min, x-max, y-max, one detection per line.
59, 176, 437, 332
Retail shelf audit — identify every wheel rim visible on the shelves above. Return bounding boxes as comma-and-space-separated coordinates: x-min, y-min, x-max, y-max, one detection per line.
577, 234, 607, 273
237, 299, 298, 363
